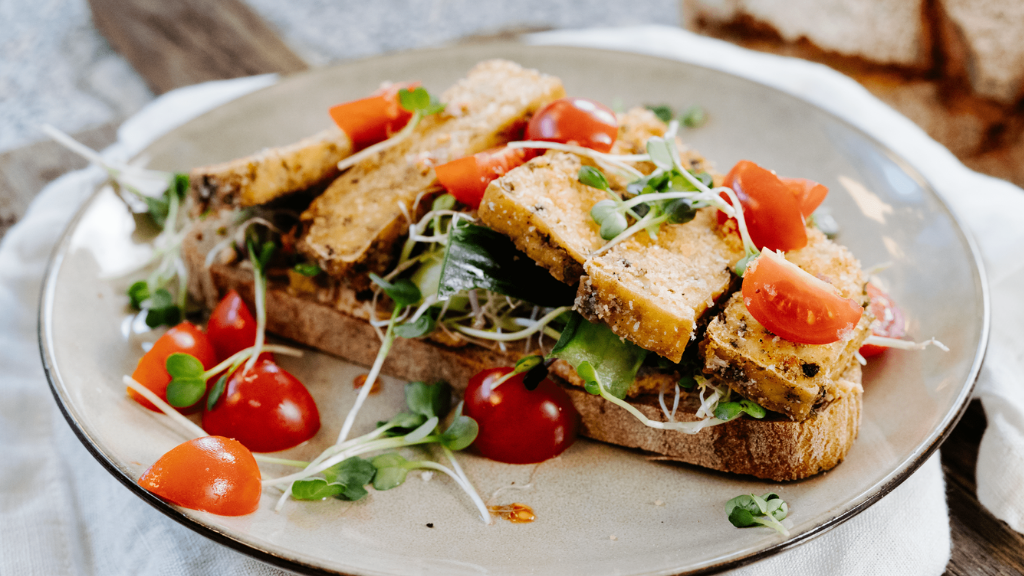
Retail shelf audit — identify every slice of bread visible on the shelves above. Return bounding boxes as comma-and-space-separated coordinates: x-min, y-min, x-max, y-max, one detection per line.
183, 214, 862, 481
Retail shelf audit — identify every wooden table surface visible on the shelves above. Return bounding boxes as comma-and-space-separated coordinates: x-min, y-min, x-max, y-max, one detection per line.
3, 1, 1022, 574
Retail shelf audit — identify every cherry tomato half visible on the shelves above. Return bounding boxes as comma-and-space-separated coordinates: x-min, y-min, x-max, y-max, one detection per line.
859, 283, 907, 357
207, 290, 259, 361
463, 367, 579, 464
742, 250, 863, 345
329, 81, 418, 150
718, 160, 807, 252
780, 177, 828, 219
138, 436, 261, 516
129, 322, 218, 413
435, 145, 531, 209
525, 97, 618, 153
203, 358, 320, 453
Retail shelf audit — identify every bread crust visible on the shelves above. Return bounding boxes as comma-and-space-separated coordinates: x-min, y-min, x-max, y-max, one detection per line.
183, 216, 862, 481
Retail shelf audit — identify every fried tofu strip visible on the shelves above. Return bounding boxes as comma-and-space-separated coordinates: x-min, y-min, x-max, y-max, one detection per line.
702, 229, 871, 421
190, 127, 352, 212
477, 108, 675, 283
299, 60, 565, 278
577, 209, 743, 364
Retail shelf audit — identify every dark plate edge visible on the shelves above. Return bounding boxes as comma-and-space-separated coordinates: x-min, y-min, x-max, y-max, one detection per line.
36, 39, 992, 576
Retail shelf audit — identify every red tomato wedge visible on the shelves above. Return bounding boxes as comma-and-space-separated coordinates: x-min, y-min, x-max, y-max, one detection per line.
525, 97, 618, 153
203, 358, 320, 453
129, 322, 218, 413
859, 283, 907, 357
138, 436, 261, 516
780, 177, 828, 218
742, 250, 863, 345
718, 160, 807, 252
463, 367, 579, 464
329, 81, 418, 150
434, 146, 531, 209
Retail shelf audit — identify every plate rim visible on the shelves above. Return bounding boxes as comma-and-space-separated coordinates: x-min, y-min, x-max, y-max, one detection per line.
37, 39, 991, 576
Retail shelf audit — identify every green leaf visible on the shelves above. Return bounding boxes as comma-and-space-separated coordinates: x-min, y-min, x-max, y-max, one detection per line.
143, 195, 170, 228
590, 199, 618, 224
645, 104, 675, 124
646, 137, 675, 171
404, 381, 450, 419
378, 411, 428, 437
172, 173, 189, 200
578, 166, 610, 191
371, 453, 412, 490
370, 273, 422, 308
599, 211, 628, 240
207, 373, 228, 411
432, 193, 457, 212
299, 456, 377, 501
725, 493, 789, 531
394, 309, 437, 339
143, 288, 181, 328
714, 399, 768, 422
678, 375, 697, 391
291, 478, 346, 501
681, 105, 707, 128
547, 312, 647, 399
398, 87, 445, 116
127, 281, 150, 309
441, 415, 478, 451
165, 377, 206, 407
437, 223, 576, 307
165, 352, 204, 379
293, 263, 321, 277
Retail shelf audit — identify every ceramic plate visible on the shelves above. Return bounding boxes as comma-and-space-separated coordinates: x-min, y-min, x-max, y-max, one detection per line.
40, 42, 988, 575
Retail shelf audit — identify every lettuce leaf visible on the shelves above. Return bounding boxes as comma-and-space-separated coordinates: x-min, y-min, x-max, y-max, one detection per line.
547, 312, 647, 399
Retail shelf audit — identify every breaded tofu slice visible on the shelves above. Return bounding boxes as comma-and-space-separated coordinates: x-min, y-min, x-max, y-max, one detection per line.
576, 209, 743, 364
477, 107, 676, 283
478, 152, 605, 283
299, 60, 565, 277
190, 127, 352, 212
702, 228, 871, 421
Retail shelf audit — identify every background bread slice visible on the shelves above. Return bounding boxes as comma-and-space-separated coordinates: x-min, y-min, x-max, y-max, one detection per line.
184, 216, 861, 481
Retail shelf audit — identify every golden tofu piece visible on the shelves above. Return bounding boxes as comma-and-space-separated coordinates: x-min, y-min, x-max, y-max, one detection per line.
190, 127, 352, 212
300, 60, 565, 277
702, 230, 870, 421
478, 152, 604, 283
576, 209, 743, 363
477, 107, 680, 283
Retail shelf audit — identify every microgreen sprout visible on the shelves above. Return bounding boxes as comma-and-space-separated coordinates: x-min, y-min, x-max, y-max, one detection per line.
266, 381, 490, 523
487, 355, 546, 390
725, 493, 790, 537
163, 343, 304, 409
43, 126, 197, 327
680, 105, 708, 128
645, 104, 674, 124
714, 399, 768, 422
337, 86, 446, 172
293, 262, 322, 277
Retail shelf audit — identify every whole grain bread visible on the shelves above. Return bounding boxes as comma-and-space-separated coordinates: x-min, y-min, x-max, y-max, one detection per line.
183, 214, 862, 481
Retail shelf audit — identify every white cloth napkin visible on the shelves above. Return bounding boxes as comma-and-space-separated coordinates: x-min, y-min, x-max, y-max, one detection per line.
1, 26, 1019, 575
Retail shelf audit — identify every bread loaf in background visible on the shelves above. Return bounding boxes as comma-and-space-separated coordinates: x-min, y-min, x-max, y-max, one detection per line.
684, 0, 1024, 188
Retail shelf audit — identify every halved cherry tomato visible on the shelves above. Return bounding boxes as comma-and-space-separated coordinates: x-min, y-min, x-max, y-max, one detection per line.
203, 358, 320, 453
129, 322, 218, 413
859, 283, 906, 357
780, 177, 828, 218
138, 436, 261, 516
435, 146, 531, 209
718, 160, 807, 252
525, 97, 618, 153
206, 290, 275, 365
463, 367, 579, 464
742, 250, 863, 345
329, 81, 418, 150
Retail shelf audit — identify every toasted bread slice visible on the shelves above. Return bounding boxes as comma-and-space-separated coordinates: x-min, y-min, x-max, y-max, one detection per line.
299, 60, 565, 278
702, 229, 871, 421
183, 214, 861, 481
189, 127, 352, 213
